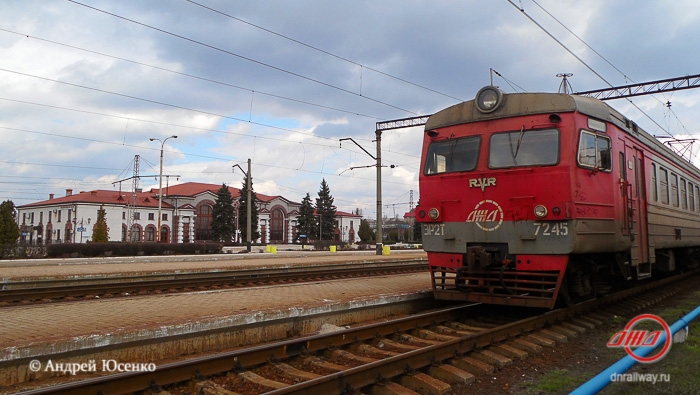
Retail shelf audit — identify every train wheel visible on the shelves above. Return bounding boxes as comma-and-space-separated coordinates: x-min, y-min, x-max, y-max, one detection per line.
556, 275, 574, 308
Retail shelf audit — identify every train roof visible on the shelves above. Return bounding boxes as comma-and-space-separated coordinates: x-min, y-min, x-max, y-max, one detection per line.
425, 88, 700, 180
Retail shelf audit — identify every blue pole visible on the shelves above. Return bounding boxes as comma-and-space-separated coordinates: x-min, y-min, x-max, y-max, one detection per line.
570, 305, 700, 395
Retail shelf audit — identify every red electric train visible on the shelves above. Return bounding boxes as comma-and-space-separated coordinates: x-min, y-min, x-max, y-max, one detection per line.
416, 86, 700, 309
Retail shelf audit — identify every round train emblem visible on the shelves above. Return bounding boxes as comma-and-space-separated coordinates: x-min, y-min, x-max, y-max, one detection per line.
466, 199, 504, 231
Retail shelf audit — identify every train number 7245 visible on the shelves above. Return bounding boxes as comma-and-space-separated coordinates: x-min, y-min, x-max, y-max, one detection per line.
533, 222, 568, 236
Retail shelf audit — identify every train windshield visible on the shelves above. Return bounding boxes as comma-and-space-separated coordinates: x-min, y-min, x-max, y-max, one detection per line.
424, 136, 480, 174
489, 128, 559, 168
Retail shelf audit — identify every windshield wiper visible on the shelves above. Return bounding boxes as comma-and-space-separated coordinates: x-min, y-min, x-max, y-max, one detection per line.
513, 126, 525, 158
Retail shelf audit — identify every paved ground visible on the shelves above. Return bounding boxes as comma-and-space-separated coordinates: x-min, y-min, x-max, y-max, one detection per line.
0, 250, 426, 280
0, 251, 430, 362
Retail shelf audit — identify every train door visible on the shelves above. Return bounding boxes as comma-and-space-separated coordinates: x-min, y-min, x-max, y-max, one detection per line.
621, 145, 650, 276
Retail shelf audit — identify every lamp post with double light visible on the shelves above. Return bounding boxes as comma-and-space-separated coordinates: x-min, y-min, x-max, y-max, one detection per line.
150, 135, 177, 242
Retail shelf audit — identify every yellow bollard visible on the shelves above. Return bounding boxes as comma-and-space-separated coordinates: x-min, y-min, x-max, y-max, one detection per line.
265, 245, 271, 253
382, 245, 390, 255
330, 245, 337, 253
271, 246, 277, 254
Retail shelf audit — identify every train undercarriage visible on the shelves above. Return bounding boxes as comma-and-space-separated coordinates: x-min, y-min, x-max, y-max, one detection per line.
430, 246, 700, 309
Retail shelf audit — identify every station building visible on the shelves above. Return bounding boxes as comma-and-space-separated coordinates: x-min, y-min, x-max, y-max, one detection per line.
15, 182, 361, 245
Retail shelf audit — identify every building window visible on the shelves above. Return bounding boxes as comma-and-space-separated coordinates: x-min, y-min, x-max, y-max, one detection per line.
57, 210, 61, 222
122, 212, 126, 220
195, 203, 213, 241
134, 212, 141, 220
162, 213, 168, 221
146, 227, 155, 241
148, 213, 155, 221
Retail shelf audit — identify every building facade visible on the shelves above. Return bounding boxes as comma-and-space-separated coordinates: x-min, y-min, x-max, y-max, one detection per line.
16, 182, 361, 245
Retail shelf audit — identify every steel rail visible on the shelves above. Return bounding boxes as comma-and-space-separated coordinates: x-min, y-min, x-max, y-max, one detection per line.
17, 270, 697, 395
0, 260, 427, 304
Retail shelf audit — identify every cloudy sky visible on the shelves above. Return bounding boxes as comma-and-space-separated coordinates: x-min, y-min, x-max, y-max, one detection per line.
2, 1, 700, 218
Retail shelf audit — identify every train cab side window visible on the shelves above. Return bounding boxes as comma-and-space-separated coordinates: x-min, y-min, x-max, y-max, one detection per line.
577, 131, 612, 171
658, 168, 669, 204
424, 136, 480, 175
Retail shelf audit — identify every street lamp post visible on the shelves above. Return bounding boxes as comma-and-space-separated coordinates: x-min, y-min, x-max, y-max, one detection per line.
150, 135, 177, 242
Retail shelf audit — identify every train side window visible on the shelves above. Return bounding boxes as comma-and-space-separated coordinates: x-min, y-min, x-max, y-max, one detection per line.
619, 152, 626, 181
670, 173, 679, 207
577, 130, 611, 171
659, 168, 669, 204
689, 182, 695, 211
681, 178, 688, 209
423, 136, 480, 175
651, 163, 658, 202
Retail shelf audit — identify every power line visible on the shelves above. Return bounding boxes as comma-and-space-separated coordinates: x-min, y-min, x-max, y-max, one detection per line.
67, 0, 419, 115
529, 0, 692, 138
506, 0, 675, 139
0, 28, 384, 121
183, 0, 465, 103
0, 96, 421, 164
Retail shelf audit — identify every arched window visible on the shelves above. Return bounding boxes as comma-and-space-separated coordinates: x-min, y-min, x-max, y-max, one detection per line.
145, 226, 155, 242
131, 225, 141, 242
160, 226, 169, 243
270, 208, 285, 242
195, 202, 213, 241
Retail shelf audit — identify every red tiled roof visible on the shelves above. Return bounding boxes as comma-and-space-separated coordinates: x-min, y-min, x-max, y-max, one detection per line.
336, 210, 362, 218
19, 182, 296, 210
154, 182, 279, 202
18, 190, 170, 209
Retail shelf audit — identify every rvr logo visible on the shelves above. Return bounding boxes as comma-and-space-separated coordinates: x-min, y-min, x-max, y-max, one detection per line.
469, 177, 496, 191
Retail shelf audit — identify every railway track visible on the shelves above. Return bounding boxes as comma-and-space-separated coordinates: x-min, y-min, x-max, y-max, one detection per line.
0, 260, 427, 306
16, 270, 698, 395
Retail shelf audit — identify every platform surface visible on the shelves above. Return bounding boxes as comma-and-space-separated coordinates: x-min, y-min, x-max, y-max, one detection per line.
0, 251, 430, 362
0, 249, 426, 280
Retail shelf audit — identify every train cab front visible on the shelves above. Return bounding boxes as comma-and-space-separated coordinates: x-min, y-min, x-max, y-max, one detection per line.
418, 203, 568, 309
417, 86, 574, 309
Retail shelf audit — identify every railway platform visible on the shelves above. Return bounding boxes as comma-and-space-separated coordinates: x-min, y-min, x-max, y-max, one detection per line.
0, 250, 431, 388
0, 248, 425, 280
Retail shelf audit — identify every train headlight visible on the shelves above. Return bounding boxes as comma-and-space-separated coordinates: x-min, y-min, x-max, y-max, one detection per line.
428, 208, 440, 220
534, 205, 548, 218
475, 86, 504, 113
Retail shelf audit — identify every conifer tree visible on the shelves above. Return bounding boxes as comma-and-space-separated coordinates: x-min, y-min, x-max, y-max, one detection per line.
211, 183, 236, 242
358, 219, 375, 243
296, 193, 317, 242
315, 179, 337, 241
0, 200, 20, 244
238, 176, 260, 242
92, 205, 109, 242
